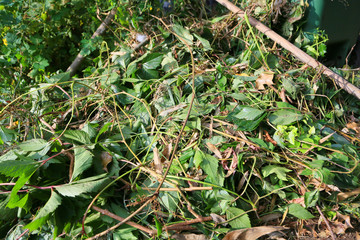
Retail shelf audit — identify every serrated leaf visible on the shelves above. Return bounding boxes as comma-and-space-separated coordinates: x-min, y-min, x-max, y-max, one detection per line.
7, 171, 35, 209
25, 191, 62, 231
268, 110, 303, 126
18, 139, 48, 152
71, 147, 94, 181
64, 130, 91, 145
194, 150, 223, 185
55, 177, 110, 197
262, 165, 291, 181
0, 160, 39, 177
226, 207, 251, 229
288, 203, 314, 219
173, 24, 193, 46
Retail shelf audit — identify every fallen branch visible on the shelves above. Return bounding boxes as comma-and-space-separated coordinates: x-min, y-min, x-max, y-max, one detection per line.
216, 0, 360, 100
66, 7, 117, 77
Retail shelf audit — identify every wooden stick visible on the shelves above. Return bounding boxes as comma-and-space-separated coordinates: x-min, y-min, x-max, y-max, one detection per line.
216, 0, 360, 100
66, 8, 117, 77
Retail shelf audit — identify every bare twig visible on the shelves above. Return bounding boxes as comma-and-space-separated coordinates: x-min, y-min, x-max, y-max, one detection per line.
91, 205, 154, 235
86, 195, 156, 240
216, 0, 360, 99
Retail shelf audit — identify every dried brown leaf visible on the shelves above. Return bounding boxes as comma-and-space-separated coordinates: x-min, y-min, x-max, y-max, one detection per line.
153, 147, 163, 174
206, 142, 222, 159
223, 226, 288, 240
100, 151, 112, 172
171, 233, 208, 240
337, 187, 360, 201
255, 72, 274, 90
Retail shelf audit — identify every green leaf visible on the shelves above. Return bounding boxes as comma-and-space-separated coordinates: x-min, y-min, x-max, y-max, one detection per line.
268, 110, 303, 126
226, 207, 251, 228
142, 53, 163, 70
172, 24, 193, 46
64, 130, 91, 145
194, 33, 212, 51
18, 139, 48, 152
71, 147, 94, 181
161, 52, 178, 72
0, 126, 17, 144
55, 177, 110, 197
288, 203, 314, 219
304, 190, 319, 208
262, 165, 291, 181
0, 160, 39, 177
25, 191, 62, 231
233, 107, 264, 120
194, 150, 223, 185
227, 106, 267, 131
46, 72, 71, 84
7, 171, 35, 209
95, 122, 112, 143
112, 48, 132, 69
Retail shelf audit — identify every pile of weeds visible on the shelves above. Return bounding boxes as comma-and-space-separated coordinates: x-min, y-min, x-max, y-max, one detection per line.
1, 0, 360, 239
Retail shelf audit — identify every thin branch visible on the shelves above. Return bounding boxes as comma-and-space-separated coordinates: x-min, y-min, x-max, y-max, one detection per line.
216, 0, 360, 99
91, 205, 154, 235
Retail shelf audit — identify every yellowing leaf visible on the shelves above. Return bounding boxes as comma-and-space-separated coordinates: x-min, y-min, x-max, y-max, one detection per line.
256, 72, 274, 90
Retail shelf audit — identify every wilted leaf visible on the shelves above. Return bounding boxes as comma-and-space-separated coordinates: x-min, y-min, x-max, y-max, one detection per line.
255, 72, 274, 90
173, 24, 193, 46
223, 226, 287, 240
171, 233, 207, 240
100, 151, 112, 172
337, 187, 360, 201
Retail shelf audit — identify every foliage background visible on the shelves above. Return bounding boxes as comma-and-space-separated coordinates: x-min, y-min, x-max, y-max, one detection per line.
1, 0, 360, 239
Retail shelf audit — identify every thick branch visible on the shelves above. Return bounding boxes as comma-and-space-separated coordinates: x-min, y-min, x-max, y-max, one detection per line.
216, 0, 360, 99
66, 7, 117, 77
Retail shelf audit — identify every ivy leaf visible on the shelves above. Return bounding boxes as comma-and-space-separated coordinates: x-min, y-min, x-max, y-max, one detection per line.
226, 207, 251, 228
71, 147, 94, 181
262, 165, 291, 181
25, 190, 62, 231
55, 176, 110, 197
288, 203, 314, 219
